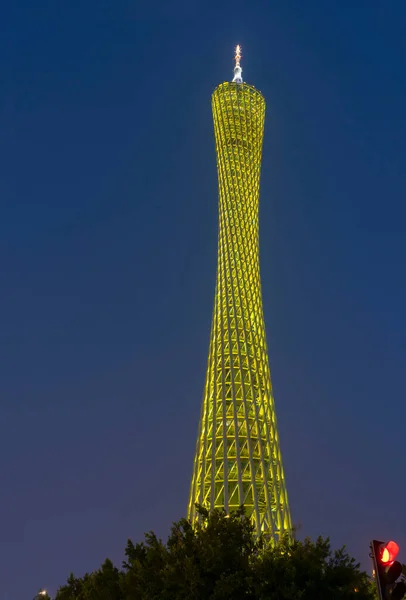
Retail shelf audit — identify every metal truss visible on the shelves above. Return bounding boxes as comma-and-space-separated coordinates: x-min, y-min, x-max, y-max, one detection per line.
188, 81, 292, 540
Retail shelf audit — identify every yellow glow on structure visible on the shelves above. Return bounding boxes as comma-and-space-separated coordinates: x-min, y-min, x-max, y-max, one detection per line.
188, 71, 292, 540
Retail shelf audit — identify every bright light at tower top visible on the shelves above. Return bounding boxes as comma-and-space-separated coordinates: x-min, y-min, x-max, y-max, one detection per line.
232, 44, 243, 83
235, 45, 242, 66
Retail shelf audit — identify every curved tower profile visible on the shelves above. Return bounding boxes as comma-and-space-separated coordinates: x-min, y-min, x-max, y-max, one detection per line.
188, 47, 292, 539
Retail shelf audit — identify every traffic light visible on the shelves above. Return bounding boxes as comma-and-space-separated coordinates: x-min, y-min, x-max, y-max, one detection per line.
371, 540, 406, 600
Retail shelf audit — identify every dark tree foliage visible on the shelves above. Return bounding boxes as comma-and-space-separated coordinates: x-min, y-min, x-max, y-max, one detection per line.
54, 506, 374, 600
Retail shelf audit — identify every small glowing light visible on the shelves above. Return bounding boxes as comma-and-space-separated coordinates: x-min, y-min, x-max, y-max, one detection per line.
235, 45, 242, 66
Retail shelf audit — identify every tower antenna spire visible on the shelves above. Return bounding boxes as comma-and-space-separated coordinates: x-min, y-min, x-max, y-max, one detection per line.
233, 44, 243, 83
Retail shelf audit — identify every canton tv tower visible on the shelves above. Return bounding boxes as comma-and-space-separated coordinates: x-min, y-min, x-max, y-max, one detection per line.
188, 47, 292, 539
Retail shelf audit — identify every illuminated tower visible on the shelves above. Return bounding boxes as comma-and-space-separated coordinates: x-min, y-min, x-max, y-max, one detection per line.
188, 47, 292, 539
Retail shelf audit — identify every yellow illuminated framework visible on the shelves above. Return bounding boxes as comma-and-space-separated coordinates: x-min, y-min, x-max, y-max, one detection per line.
188, 49, 292, 539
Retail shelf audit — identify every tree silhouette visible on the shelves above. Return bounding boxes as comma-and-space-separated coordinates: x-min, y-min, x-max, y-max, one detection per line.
54, 506, 374, 600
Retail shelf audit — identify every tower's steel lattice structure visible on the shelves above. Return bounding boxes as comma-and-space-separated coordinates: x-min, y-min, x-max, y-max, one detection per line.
188, 48, 292, 539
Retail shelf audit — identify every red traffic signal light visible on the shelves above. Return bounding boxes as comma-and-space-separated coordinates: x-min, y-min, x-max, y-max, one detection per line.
380, 541, 400, 566
371, 540, 405, 600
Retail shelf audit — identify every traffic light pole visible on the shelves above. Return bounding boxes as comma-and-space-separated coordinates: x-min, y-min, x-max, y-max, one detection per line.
370, 542, 384, 600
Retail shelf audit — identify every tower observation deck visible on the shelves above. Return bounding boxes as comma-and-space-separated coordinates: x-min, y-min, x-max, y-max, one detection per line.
188, 48, 292, 539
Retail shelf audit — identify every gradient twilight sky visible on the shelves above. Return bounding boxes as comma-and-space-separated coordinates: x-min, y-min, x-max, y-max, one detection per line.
1, 1, 405, 598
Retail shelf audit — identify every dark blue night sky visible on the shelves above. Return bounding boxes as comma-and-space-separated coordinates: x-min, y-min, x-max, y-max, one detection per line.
0, 1, 405, 598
